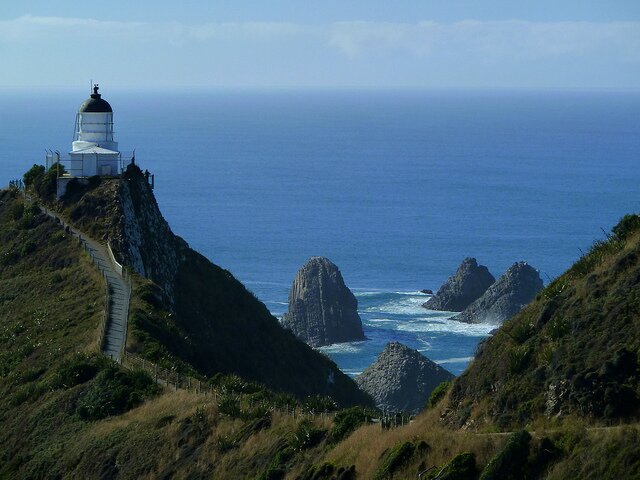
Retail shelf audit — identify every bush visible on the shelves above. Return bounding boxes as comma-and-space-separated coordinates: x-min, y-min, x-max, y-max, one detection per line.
217, 395, 242, 418
480, 430, 531, 480
612, 214, 640, 241
302, 394, 338, 414
76, 366, 158, 420
427, 380, 452, 408
374, 441, 415, 479
23, 164, 45, 189
50, 354, 103, 389
290, 419, 326, 452
328, 406, 377, 444
425, 452, 476, 480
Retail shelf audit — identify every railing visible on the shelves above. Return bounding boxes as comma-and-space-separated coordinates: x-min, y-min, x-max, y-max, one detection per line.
123, 351, 218, 396
107, 242, 123, 276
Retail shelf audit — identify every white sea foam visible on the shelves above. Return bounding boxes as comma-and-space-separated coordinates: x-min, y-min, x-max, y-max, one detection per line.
436, 356, 474, 364
354, 290, 431, 297
395, 319, 495, 336
363, 296, 432, 316
365, 318, 397, 323
318, 341, 366, 355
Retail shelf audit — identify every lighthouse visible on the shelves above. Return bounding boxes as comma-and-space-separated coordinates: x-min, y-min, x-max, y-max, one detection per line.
67, 84, 120, 177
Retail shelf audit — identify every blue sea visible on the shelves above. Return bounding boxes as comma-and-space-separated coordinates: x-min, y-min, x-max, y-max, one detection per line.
2, 88, 639, 376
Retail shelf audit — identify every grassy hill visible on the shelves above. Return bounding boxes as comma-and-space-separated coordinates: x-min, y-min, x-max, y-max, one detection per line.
445, 214, 640, 431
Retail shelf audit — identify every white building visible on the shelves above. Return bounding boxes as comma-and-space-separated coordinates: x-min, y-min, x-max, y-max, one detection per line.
50, 85, 134, 197
68, 84, 120, 177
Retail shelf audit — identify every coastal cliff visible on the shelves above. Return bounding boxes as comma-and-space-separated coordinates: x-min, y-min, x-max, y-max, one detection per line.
282, 257, 365, 347
60, 166, 370, 405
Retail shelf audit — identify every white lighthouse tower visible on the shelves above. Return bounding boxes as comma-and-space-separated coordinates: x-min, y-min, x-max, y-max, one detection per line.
67, 84, 120, 177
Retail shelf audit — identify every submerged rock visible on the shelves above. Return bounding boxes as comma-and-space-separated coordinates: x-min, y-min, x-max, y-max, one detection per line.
423, 258, 495, 312
281, 257, 365, 347
355, 342, 454, 413
453, 261, 544, 324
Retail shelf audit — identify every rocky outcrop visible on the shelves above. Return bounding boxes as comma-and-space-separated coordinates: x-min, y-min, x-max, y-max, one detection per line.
423, 258, 495, 312
281, 257, 365, 347
453, 262, 543, 324
355, 342, 454, 413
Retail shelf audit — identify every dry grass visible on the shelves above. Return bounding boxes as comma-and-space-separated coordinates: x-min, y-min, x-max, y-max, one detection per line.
326, 406, 505, 478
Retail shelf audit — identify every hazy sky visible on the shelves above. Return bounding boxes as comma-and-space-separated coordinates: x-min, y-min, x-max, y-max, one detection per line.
1, 1, 639, 89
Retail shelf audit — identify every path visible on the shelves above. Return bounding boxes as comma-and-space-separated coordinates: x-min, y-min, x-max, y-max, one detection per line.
38, 205, 130, 361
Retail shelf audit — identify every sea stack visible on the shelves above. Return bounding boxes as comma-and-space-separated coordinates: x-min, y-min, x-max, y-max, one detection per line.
423, 257, 495, 312
281, 257, 365, 347
355, 342, 454, 413
453, 261, 544, 324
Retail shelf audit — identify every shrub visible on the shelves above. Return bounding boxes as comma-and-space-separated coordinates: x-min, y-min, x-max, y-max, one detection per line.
20, 240, 37, 257
290, 419, 326, 452
508, 346, 531, 374
374, 441, 415, 479
302, 394, 338, 414
328, 406, 377, 444
76, 366, 158, 420
217, 395, 242, 418
49, 354, 103, 389
427, 380, 452, 408
480, 430, 531, 480
23, 164, 45, 189
612, 214, 640, 241
425, 452, 476, 480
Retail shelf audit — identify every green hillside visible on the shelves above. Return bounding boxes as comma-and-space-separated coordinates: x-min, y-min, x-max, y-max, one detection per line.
445, 214, 640, 431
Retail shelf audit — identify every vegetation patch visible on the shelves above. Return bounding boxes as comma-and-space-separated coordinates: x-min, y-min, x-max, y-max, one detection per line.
76, 366, 159, 420
479, 430, 531, 480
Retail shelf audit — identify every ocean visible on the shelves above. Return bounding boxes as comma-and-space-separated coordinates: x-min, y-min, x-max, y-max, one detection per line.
1, 88, 639, 376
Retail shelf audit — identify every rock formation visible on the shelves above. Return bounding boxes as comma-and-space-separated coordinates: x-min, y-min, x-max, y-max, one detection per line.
453, 261, 544, 324
423, 257, 495, 312
281, 257, 365, 347
355, 342, 454, 413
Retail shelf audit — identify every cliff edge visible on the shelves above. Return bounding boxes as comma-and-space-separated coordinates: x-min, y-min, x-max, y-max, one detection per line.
60, 166, 371, 406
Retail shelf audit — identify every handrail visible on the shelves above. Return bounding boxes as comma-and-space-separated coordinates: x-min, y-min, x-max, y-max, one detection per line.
107, 242, 123, 276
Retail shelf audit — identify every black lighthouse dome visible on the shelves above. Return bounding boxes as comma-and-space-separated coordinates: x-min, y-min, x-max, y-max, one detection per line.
78, 84, 113, 113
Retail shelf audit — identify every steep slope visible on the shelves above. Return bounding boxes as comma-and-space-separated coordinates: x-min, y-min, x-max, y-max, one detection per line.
282, 257, 365, 347
59, 166, 370, 406
444, 215, 640, 430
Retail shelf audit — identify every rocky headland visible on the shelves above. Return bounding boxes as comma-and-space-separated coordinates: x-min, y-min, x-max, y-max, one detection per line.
453, 261, 543, 324
282, 256, 365, 347
355, 342, 454, 413
423, 257, 495, 312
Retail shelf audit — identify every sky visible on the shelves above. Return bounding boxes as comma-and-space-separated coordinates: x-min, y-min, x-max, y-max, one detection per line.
1, 1, 639, 89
